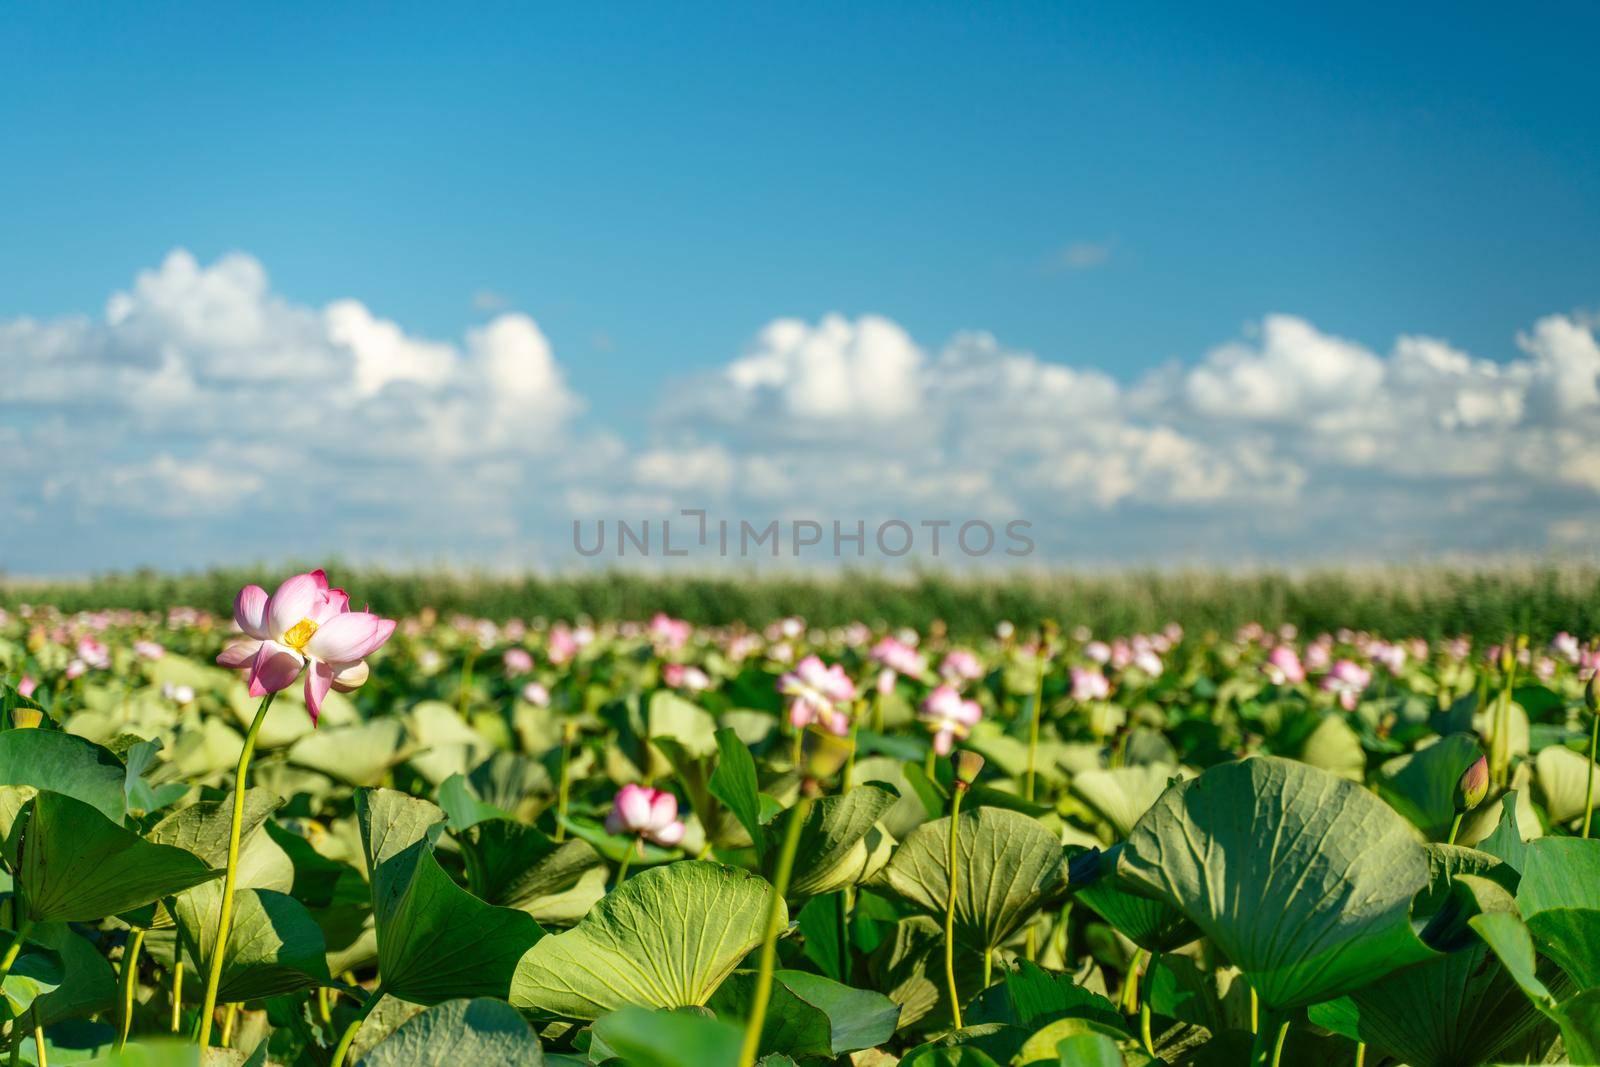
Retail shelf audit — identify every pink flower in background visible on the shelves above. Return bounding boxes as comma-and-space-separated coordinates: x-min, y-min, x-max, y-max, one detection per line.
65, 660, 88, 680
919, 684, 982, 756
662, 663, 711, 692
1320, 659, 1372, 711
547, 625, 579, 665
76, 636, 110, 670
606, 784, 686, 846
503, 647, 535, 676
1070, 666, 1111, 701
1264, 646, 1305, 685
780, 655, 856, 734
521, 681, 551, 707
649, 613, 692, 651
1551, 632, 1581, 664
871, 636, 927, 680
134, 640, 166, 661
217, 570, 395, 722
1084, 640, 1111, 665
939, 650, 983, 683
15, 676, 35, 699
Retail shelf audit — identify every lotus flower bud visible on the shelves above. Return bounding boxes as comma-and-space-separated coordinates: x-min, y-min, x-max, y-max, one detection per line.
1454, 755, 1489, 813
1586, 668, 1599, 717
952, 750, 985, 788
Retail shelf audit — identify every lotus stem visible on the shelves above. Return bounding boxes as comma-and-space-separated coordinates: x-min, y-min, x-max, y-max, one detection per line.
30, 1012, 44, 1067
196, 690, 275, 1047
943, 783, 966, 1031
923, 746, 937, 780
329, 983, 385, 1067
1140, 996, 1154, 1056
981, 947, 992, 988
554, 730, 573, 843
1447, 811, 1464, 846
1023, 646, 1049, 802
1248, 1006, 1287, 1067
792, 728, 805, 772
1583, 710, 1598, 839
117, 926, 146, 1049
456, 648, 477, 719
738, 792, 812, 1067
1249, 987, 1258, 1034
613, 837, 640, 888
171, 962, 183, 1032
0, 919, 34, 991
221, 1002, 238, 1046
1355, 1042, 1366, 1066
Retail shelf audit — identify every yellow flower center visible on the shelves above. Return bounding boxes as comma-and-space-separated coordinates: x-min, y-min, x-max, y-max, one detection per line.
282, 618, 318, 651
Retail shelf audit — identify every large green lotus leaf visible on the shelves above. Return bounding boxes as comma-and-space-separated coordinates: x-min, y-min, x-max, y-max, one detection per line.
1120, 756, 1435, 1011
649, 691, 719, 758
457, 818, 606, 925
766, 786, 897, 903
1470, 910, 1599, 1063
355, 997, 543, 1067
510, 860, 778, 1019
345, 994, 427, 1064
356, 789, 543, 1004
172, 883, 330, 1001
1070, 845, 1198, 953
1515, 836, 1600, 988
709, 969, 899, 1059
849, 756, 929, 840
964, 960, 1126, 1035
1014, 1017, 1138, 1065
149, 789, 291, 889
18, 791, 219, 922
880, 806, 1066, 952
1070, 765, 1189, 838
866, 915, 985, 1033
0, 928, 61, 1017
707, 726, 764, 854
1533, 745, 1600, 826
290, 720, 411, 787
588, 1005, 742, 1067
1475, 790, 1532, 871
0, 728, 127, 833
467, 750, 551, 815
405, 701, 491, 786
1376, 733, 1486, 840
28, 921, 117, 1030
1336, 846, 1548, 1067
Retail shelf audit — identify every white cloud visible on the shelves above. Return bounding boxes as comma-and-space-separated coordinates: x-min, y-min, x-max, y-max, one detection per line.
725, 313, 924, 420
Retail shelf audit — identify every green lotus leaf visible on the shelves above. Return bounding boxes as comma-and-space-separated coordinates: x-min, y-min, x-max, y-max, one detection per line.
708, 726, 765, 855
963, 960, 1126, 1035
880, 806, 1066, 952
649, 691, 719, 758
1120, 756, 1435, 1011
1070, 765, 1189, 839
172, 884, 330, 1001
356, 788, 544, 1005
766, 785, 897, 903
26, 922, 117, 1031
457, 818, 606, 925
1376, 733, 1486, 840
510, 860, 778, 1019
709, 969, 900, 1059
1294, 713, 1367, 781
1533, 745, 1600, 826
588, 1005, 743, 1067
1515, 837, 1600, 988
355, 997, 543, 1067
18, 791, 219, 923
0, 728, 128, 839
0, 929, 61, 1017
1071, 844, 1199, 953
290, 720, 411, 787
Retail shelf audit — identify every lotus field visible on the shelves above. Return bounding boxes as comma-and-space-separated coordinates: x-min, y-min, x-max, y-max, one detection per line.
3, 570, 1600, 1067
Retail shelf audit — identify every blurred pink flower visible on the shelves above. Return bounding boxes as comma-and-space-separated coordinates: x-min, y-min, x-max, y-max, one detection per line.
216, 569, 395, 722
606, 784, 686, 846
134, 640, 166, 661
780, 655, 856, 734
1264, 646, 1305, 685
503, 647, 535, 677
1070, 666, 1111, 701
662, 663, 711, 692
1320, 659, 1371, 711
939, 650, 983, 683
521, 681, 551, 707
15, 676, 36, 699
871, 636, 927, 680
919, 684, 982, 756
649, 613, 692, 651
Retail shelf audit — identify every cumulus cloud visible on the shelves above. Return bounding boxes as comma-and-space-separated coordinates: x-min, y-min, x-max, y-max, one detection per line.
2, 248, 1598, 570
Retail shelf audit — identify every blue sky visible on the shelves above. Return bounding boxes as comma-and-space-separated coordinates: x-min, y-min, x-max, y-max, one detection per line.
3, 4, 1599, 572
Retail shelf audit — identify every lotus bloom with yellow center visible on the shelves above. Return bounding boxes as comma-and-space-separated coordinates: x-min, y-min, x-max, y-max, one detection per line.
217, 569, 395, 722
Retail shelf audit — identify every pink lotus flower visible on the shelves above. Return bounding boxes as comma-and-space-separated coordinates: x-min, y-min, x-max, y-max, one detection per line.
522, 681, 551, 707
217, 570, 394, 722
662, 662, 712, 692
779, 654, 856, 734
606, 784, 686, 846
939, 650, 983, 683
1263, 646, 1305, 685
1084, 640, 1112, 665
15, 676, 36, 699
649, 613, 692, 651
134, 640, 166, 661
546, 625, 579, 665
919, 684, 982, 756
1070, 666, 1111, 701
1320, 659, 1371, 711
1551, 632, 1581, 664
871, 636, 927, 680
503, 647, 535, 677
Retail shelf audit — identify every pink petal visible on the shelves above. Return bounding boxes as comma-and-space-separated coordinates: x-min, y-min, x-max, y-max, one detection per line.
616, 784, 652, 830
247, 641, 305, 695
304, 660, 334, 724
330, 661, 369, 692
647, 791, 678, 831
267, 573, 321, 638
304, 612, 380, 664
933, 730, 954, 756
650, 820, 686, 847
217, 637, 264, 669
311, 588, 351, 625
233, 586, 270, 639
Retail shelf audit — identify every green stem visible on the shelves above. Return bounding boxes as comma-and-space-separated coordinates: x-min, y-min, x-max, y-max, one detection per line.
171, 961, 183, 1033
982, 947, 992, 988
943, 785, 966, 1031
737, 793, 812, 1067
923, 746, 937, 780
0, 919, 33, 990
456, 649, 477, 719
1355, 1041, 1366, 1067
553, 735, 572, 843
31, 1011, 44, 1067
221, 1002, 238, 1047
1023, 650, 1049, 802
117, 927, 146, 1049
196, 690, 275, 1047
1248, 1008, 1288, 1067
1447, 811, 1464, 846
842, 720, 859, 792
1583, 711, 1598, 839
614, 837, 640, 887
329, 984, 385, 1067
1138, 950, 1157, 1055
792, 728, 805, 772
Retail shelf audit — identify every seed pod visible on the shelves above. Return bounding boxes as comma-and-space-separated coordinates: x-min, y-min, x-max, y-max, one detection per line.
952, 749, 986, 787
